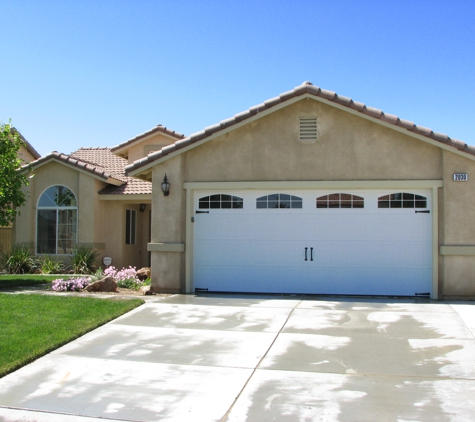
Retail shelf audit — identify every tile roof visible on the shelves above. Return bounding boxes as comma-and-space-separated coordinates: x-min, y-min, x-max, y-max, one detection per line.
97, 178, 153, 195
126, 81, 475, 176
22, 148, 151, 195
111, 124, 185, 155
70, 148, 129, 182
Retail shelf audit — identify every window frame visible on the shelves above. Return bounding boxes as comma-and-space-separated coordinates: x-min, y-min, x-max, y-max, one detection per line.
125, 209, 137, 245
316, 193, 365, 209
256, 193, 303, 209
36, 185, 78, 255
198, 194, 244, 209
378, 193, 427, 209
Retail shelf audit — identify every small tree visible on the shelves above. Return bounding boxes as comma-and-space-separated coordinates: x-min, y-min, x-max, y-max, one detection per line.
0, 120, 30, 226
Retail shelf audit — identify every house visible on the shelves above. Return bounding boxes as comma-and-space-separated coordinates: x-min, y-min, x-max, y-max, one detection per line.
0, 131, 41, 254
126, 82, 475, 299
14, 125, 184, 270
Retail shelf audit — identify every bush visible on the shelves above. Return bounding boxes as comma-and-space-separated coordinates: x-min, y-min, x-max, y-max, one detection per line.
104, 266, 145, 290
51, 276, 91, 292
70, 247, 98, 274
38, 255, 64, 274
0, 246, 37, 274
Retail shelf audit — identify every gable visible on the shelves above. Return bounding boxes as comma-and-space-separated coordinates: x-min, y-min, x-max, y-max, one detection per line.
112, 124, 185, 163
126, 82, 474, 180
182, 99, 443, 182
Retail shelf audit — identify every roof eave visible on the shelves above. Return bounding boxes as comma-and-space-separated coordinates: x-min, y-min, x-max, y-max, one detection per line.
20, 155, 126, 185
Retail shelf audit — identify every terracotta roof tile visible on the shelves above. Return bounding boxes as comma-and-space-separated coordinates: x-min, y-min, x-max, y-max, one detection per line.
412, 125, 432, 137
380, 113, 398, 125
363, 106, 382, 118
349, 100, 365, 111
126, 81, 475, 175
98, 177, 152, 195
397, 118, 415, 130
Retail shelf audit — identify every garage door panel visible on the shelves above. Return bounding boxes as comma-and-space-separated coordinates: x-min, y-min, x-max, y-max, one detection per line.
193, 189, 433, 297
195, 266, 431, 296
194, 239, 310, 267
307, 268, 431, 296
194, 265, 310, 293
311, 239, 431, 269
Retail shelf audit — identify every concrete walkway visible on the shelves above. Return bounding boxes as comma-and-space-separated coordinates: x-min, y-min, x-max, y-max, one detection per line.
0, 295, 474, 421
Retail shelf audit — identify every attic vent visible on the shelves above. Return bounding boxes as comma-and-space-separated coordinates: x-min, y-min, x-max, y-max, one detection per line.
299, 118, 317, 142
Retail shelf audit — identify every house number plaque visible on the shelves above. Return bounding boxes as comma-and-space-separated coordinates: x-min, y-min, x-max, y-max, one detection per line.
453, 173, 468, 181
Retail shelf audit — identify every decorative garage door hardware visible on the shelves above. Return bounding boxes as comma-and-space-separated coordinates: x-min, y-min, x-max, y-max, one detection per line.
195, 210, 209, 214
304, 247, 314, 261
415, 210, 430, 214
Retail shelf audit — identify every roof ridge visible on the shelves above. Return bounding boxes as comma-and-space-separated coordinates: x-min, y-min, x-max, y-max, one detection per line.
111, 124, 186, 153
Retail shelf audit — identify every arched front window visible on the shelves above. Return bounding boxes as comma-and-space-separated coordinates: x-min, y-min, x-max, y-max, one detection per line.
37, 186, 78, 254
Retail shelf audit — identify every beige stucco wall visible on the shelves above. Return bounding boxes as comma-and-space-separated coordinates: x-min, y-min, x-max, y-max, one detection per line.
440, 151, 475, 297
149, 155, 185, 292
100, 201, 150, 270
127, 133, 178, 164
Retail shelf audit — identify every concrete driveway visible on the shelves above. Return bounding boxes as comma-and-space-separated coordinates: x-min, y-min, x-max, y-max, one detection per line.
0, 295, 474, 421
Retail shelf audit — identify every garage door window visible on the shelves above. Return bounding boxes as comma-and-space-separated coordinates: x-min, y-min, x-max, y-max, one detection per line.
378, 193, 427, 208
316, 193, 364, 209
256, 194, 302, 209
199, 194, 244, 209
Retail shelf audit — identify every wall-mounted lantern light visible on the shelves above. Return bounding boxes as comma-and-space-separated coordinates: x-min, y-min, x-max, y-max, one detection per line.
139, 204, 146, 213
161, 174, 170, 197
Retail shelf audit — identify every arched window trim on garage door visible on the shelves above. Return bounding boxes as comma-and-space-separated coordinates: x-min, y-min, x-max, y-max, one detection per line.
378, 193, 427, 208
256, 194, 303, 209
316, 193, 364, 209
199, 194, 244, 209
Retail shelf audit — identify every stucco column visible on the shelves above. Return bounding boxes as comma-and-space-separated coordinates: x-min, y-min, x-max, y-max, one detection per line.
149, 156, 186, 293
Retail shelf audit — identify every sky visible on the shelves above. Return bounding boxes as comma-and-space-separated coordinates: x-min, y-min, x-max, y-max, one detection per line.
1, 0, 474, 157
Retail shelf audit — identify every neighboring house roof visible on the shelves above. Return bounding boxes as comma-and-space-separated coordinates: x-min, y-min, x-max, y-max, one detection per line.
126, 81, 475, 178
11, 128, 41, 160
22, 147, 152, 195
111, 124, 185, 158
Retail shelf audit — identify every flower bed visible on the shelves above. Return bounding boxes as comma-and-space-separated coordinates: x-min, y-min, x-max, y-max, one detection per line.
51, 266, 150, 292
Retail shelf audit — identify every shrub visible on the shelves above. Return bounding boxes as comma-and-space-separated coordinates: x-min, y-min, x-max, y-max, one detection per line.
90, 268, 104, 281
104, 266, 145, 290
0, 246, 37, 274
51, 276, 91, 292
38, 255, 64, 274
70, 247, 98, 274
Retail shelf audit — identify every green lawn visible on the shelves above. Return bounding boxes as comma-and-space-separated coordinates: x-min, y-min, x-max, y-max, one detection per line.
0, 274, 63, 288
0, 294, 143, 377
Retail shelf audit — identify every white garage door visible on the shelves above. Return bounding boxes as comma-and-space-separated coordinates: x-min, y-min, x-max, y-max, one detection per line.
192, 190, 432, 296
